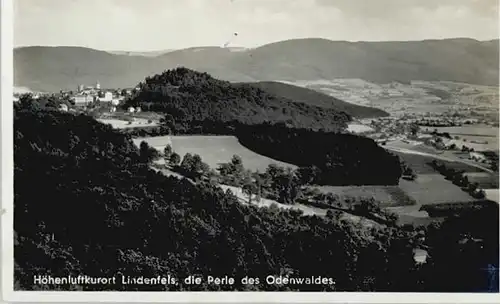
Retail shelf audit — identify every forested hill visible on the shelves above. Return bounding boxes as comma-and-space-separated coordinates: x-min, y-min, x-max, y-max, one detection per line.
124, 68, 351, 131
246, 81, 389, 118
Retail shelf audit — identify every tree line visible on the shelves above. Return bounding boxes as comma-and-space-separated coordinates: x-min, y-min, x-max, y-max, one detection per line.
235, 123, 402, 186
430, 160, 486, 199
125, 119, 404, 186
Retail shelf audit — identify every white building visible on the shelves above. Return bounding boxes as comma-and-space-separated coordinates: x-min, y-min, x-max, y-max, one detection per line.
58, 104, 69, 112
99, 91, 113, 102
413, 248, 428, 264
82, 88, 97, 96
96, 82, 101, 90
73, 95, 94, 107
135, 107, 142, 113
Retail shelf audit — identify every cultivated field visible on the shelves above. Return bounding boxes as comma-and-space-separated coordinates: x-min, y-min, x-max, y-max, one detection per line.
134, 135, 297, 172
313, 173, 481, 225
464, 172, 499, 189
398, 174, 478, 205
393, 151, 486, 174
425, 125, 499, 152
288, 79, 499, 117
385, 205, 436, 226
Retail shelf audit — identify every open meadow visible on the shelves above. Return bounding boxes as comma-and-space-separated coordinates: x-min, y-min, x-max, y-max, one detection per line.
385, 205, 438, 227
315, 173, 480, 226
386, 140, 440, 154
134, 135, 297, 172
392, 151, 486, 174
398, 174, 478, 205
484, 189, 499, 203
314, 174, 477, 206
423, 125, 499, 152
464, 172, 500, 189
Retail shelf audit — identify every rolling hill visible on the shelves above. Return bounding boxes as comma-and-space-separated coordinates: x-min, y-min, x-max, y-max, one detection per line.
246, 81, 389, 118
123, 67, 351, 131
14, 38, 499, 92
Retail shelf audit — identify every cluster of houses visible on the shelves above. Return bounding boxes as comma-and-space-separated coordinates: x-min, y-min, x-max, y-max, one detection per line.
71, 82, 129, 111
371, 114, 480, 129
13, 82, 144, 116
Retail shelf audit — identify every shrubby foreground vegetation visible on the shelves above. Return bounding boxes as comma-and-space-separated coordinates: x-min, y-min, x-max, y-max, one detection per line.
14, 97, 498, 292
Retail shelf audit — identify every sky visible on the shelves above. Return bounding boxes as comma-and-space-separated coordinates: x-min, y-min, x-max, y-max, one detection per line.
14, 0, 500, 51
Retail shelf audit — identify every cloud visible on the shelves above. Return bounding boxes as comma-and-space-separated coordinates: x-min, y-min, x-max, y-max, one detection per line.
316, 0, 499, 19
314, 0, 498, 41
14, 0, 499, 51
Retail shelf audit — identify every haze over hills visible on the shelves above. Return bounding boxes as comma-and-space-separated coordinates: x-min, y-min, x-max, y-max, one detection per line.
106, 47, 247, 57
106, 49, 175, 57
14, 38, 499, 92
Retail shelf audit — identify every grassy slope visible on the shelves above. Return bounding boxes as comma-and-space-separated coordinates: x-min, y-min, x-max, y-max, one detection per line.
246, 81, 389, 118
134, 135, 297, 172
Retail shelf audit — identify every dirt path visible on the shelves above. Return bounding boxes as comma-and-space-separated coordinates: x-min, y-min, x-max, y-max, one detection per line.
218, 184, 328, 217
151, 164, 382, 228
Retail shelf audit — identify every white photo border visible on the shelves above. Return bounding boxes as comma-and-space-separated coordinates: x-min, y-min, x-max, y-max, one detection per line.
1, 0, 499, 303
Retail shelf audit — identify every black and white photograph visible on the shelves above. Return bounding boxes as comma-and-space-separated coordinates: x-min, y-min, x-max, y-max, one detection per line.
2, 0, 500, 301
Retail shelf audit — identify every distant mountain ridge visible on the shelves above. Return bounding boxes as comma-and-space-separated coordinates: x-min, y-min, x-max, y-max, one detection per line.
14, 38, 499, 92
106, 49, 175, 57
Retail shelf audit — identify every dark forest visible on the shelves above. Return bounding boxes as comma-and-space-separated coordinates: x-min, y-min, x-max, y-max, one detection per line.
13, 97, 499, 292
